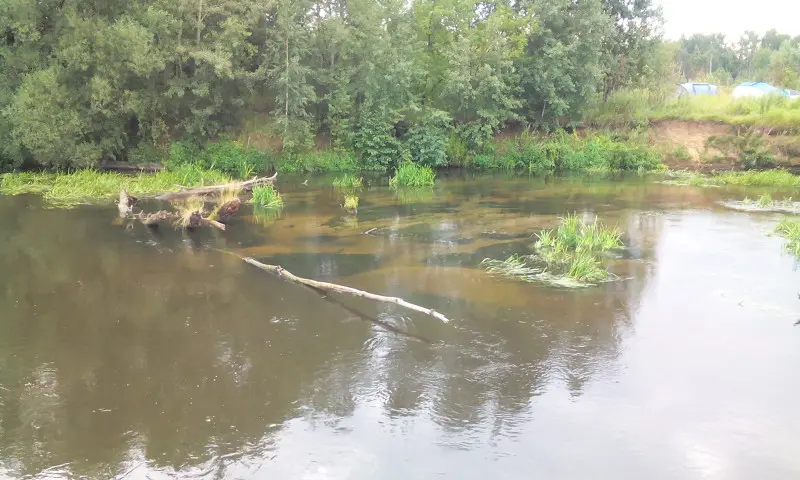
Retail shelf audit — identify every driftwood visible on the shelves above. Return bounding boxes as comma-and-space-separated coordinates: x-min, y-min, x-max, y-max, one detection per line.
155, 173, 277, 201
243, 257, 450, 323
118, 189, 138, 217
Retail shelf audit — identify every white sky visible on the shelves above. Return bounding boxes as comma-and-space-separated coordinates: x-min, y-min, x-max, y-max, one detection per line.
660, 0, 800, 40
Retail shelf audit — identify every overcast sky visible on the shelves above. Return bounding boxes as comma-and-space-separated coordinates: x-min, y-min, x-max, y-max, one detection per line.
660, 0, 800, 40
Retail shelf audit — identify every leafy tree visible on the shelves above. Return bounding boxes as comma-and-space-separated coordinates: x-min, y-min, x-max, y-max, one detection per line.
519, 0, 613, 124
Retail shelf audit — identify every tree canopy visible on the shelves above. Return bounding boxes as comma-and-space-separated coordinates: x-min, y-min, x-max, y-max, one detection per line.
1, 0, 795, 171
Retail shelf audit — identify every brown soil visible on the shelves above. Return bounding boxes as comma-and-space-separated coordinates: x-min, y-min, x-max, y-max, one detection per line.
649, 120, 800, 172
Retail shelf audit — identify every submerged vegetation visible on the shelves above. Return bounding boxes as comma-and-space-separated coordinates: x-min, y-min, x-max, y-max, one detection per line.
0, 166, 230, 207
249, 185, 283, 209
483, 214, 622, 286
390, 163, 436, 187
663, 170, 800, 189
775, 219, 800, 256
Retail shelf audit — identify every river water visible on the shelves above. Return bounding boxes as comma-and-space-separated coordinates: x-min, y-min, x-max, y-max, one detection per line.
0, 174, 798, 480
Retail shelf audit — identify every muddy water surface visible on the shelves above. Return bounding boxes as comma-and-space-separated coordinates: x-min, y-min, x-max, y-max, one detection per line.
0, 174, 798, 480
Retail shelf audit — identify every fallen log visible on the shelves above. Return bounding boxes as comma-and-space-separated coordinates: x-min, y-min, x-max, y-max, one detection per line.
242, 257, 450, 323
155, 173, 277, 201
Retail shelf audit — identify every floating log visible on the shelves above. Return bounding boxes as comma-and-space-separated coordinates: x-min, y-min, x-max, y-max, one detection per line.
242, 257, 450, 323
155, 173, 277, 201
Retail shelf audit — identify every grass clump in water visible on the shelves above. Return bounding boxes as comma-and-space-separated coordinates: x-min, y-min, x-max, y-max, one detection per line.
775, 219, 800, 256
250, 184, 283, 209
343, 194, 359, 214
483, 214, 622, 286
0, 165, 230, 207
757, 193, 773, 207
390, 163, 435, 187
333, 174, 363, 189
535, 214, 622, 282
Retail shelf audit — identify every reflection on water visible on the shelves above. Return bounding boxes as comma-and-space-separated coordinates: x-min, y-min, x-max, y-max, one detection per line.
0, 175, 798, 480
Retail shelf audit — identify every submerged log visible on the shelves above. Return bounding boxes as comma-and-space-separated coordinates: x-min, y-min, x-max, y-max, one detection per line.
242, 257, 450, 323
155, 173, 277, 201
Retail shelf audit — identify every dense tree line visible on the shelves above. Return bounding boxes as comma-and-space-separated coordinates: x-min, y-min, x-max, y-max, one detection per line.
1, 0, 667, 169
4, 0, 798, 172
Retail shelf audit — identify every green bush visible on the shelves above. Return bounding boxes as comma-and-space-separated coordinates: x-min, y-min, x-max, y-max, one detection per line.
199, 140, 268, 178
406, 123, 448, 168
128, 143, 167, 165
277, 150, 359, 173
351, 109, 404, 170
165, 140, 268, 178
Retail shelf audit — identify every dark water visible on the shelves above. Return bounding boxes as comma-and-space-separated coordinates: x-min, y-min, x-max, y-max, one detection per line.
0, 174, 798, 480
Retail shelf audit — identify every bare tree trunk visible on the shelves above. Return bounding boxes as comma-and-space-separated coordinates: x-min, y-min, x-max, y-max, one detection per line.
196, 0, 203, 44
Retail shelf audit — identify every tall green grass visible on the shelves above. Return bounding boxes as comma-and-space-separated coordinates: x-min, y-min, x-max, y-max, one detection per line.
249, 184, 283, 209
587, 88, 800, 132
775, 219, 800, 256
0, 165, 230, 207
477, 131, 662, 173
390, 163, 436, 187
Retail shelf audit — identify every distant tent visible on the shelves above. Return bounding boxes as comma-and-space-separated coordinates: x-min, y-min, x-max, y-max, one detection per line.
675, 82, 718, 97
732, 82, 794, 98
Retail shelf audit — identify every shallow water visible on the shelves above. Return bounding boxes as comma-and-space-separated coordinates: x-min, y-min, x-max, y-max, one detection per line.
0, 174, 798, 480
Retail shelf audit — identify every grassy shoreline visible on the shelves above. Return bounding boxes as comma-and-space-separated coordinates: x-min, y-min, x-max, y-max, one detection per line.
0, 165, 230, 207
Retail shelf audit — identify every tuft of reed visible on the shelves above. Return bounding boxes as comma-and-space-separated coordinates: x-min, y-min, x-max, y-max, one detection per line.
757, 193, 773, 207
390, 162, 436, 187
249, 184, 283, 209
775, 219, 800, 256
332, 174, 363, 189
483, 214, 622, 285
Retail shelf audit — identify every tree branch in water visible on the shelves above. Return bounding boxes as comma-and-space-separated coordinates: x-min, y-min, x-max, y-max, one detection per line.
242, 257, 450, 323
